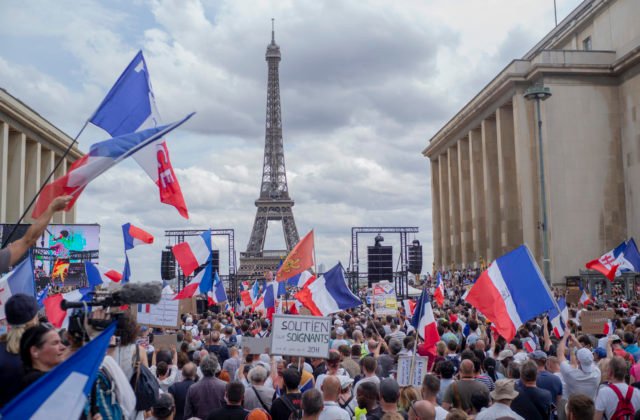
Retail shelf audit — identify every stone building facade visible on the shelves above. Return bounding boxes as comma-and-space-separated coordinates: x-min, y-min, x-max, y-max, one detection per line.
0, 88, 82, 225
423, 0, 640, 284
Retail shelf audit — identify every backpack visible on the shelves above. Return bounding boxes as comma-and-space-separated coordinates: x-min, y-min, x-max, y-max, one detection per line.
89, 369, 123, 420
280, 394, 302, 420
609, 384, 636, 420
129, 346, 159, 411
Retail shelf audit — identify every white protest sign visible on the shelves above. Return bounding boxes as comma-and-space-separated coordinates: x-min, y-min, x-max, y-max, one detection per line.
136, 286, 180, 328
397, 355, 429, 387
372, 281, 398, 315
243, 336, 272, 355
271, 314, 331, 358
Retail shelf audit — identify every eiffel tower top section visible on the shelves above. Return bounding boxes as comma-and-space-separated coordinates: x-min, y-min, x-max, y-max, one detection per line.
260, 18, 290, 202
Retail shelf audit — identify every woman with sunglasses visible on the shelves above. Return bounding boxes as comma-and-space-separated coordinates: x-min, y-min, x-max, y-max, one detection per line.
19, 323, 67, 389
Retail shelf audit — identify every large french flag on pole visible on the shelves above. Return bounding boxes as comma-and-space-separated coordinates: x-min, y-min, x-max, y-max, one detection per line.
89, 50, 189, 219
411, 289, 440, 351
1, 322, 115, 420
122, 223, 154, 283
172, 231, 212, 277
463, 245, 556, 342
0, 256, 35, 320
31, 114, 194, 218
287, 270, 316, 288
294, 263, 361, 316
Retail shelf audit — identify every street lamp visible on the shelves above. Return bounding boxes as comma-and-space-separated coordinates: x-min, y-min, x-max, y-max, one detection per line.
524, 84, 552, 283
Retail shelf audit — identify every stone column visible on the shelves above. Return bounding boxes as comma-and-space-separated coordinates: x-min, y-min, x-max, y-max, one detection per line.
457, 137, 473, 266
512, 90, 541, 260
24, 139, 41, 223
496, 104, 522, 254
438, 153, 450, 268
7, 131, 26, 222
431, 158, 442, 269
448, 146, 461, 267
469, 128, 486, 264
0, 122, 8, 223
482, 117, 500, 261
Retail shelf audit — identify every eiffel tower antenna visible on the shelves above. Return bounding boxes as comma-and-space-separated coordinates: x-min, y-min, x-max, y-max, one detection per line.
238, 22, 300, 281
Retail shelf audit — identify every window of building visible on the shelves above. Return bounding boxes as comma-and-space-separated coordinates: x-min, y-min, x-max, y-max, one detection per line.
583, 36, 592, 51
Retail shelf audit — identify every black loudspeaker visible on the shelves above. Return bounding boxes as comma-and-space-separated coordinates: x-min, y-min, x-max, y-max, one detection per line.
196, 299, 208, 314
368, 246, 393, 286
211, 250, 220, 275
161, 250, 176, 280
408, 241, 423, 275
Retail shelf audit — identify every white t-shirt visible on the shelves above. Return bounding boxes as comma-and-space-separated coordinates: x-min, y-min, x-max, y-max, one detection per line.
319, 401, 351, 420
560, 360, 601, 399
595, 383, 640, 419
435, 405, 448, 420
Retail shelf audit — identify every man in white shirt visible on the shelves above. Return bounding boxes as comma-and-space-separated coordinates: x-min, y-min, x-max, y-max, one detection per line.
595, 356, 640, 419
476, 379, 524, 420
557, 331, 600, 399
421, 374, 449, 420
318, 376, 350, 420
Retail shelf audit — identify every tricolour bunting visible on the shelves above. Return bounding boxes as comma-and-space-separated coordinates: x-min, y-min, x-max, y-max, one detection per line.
410, 289, 440, 351
172, 230, 212, 277
32, 114, 194, 218
122, 223, 154, 283
463, 245, 556, 342
276, 230, 314, 282
0, 256, 35, 320
294, 263, 361, 316
1, 323, 115, 419
89, 50, 189, 218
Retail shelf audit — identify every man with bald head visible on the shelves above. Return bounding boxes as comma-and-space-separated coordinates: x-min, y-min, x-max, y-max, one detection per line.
408, 400, 436, 420
169, 362, 198, 420
442, 359, 490, 412
319, 375, 350, 420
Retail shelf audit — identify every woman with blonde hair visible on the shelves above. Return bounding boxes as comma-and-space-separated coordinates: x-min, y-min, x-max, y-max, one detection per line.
398, 385, 420, 415
0, 294, 40, 407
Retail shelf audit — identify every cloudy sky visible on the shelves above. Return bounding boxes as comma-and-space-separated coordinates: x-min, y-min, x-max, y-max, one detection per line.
0, 0, 582, 281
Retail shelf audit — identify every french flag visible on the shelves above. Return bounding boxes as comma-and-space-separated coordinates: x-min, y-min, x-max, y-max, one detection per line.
287, 270, 316, 288
548, 297, 567, 339
463, 245, 556, 342
585, 241, 626, 281
0, 256, 35, 321
579, 290, 592, 306
1, 323, 115, 419
294, 263, 361, 316
174, 260, 212, 301
433, 272, 445, 306
523, 337, 536, 353
31, 114, 194, 218
603, 320, 615, 336
240, 290, 253, 307
89, 50, 189, 219
172, 230, 212, 277
44, 288, 91, 329
411, 289, 440, 351
84, 261, 122, 288
207, 272, 227, 305
403, 299, 417, 317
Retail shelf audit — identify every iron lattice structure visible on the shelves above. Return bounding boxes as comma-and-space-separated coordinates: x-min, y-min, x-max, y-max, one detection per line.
238, 24, 300, 281
348, 226, 419, 298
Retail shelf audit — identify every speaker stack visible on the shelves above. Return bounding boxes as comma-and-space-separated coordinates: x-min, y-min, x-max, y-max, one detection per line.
161, 249, 176, 280
408, 240, 423, 275
367, 245, 393, 286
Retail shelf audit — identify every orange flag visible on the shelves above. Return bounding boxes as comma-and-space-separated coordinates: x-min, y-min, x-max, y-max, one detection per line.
276, 230, 315, 282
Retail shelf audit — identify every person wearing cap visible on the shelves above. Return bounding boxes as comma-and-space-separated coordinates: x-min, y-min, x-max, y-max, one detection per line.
331, 326, 350, 350
530, 350, 563, 410
595, 356, 640, 419
0, 293, 40, 407
557, 330, 600, 399
0, 196, 72, 275
337, 375, 356, 417
496, 348, 514, 377
475, 379, 524, 420
318, 375, 350, 420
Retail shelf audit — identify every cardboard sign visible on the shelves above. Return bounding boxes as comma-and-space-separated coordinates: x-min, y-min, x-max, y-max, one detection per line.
372, 281, 398, 315
243, 336, 272, 355
154, 334, 178, 351
133, 286, 195, 329
566, 288, 582, 305
581, 310, 615, 334
270, 314, 331, 358
397, 355, 429, 387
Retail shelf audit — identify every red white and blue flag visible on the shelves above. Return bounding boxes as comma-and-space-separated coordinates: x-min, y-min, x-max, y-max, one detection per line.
548, 297, 567, 339
463, 245, 556, 342
433, 272, 445, 306
403, 299, 417, 317
172, 230, 212, 277
286, 270, 316, 288
122, 223, 154, 283
32, 115, 193, 218
207, 272, 228, 305
411, 289, 440, 351
294, 263, 361, 316
579, 290, 592, 306
0, 256, 35, 321
89, 51, 189, 219
603, 319, 615, 336
585, 241, 626, 281
84, 261, 122, 288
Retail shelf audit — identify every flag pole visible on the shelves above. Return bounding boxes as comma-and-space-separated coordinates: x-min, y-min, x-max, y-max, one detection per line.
408, 280, 423, 387
1, 120, 91, 248
312, 229, 317, 275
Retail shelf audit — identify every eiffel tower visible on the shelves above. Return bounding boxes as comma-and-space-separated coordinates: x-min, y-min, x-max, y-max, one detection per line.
238, 21, 300, 280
